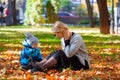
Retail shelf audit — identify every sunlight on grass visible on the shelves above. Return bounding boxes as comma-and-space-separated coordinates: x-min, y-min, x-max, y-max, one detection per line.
0, 26, 120, 53
0, 26, 100, 33
0, 27, 52, 33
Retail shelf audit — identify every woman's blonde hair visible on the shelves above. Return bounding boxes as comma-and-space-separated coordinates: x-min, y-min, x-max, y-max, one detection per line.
52, 21, 68, 33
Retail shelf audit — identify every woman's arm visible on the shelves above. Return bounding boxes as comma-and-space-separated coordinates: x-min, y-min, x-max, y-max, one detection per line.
63, 34, 83, 58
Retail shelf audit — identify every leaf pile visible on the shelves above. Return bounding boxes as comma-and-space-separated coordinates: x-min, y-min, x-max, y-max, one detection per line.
0, 47, 120, 80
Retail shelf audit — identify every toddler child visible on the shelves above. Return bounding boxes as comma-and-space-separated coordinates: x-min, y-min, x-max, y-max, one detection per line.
20, 32, 42, 72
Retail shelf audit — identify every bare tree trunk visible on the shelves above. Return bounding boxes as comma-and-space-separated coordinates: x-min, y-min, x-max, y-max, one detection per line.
22, 0, 26, 13
85, 0, 95, 28
112, 0, 115, 34
116, 0, 120, 34
6, 0, 13, 26
97, 0, 110, 34
12, 0, 17, 25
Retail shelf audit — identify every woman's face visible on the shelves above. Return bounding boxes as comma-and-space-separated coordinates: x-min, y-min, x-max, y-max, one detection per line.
53, 31, 63, 39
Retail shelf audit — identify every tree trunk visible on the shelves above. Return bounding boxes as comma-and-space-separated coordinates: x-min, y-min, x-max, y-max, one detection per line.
6, 0, 13, 26
85, 0, 95, 28
112, 0, 115, 34
21, 0, 26, 24
12, 0, 17, 25
22, 0, 26, 13
116, 0, 120, 34
97, 0, 110, 34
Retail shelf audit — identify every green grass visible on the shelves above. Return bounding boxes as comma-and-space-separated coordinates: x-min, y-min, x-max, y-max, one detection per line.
0, 26, 120, 53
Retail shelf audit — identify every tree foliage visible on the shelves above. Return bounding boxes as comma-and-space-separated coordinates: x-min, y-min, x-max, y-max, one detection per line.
45, 0, 58, 23
48, 0, 70, 13
59, 0, 72, 12
51, 0, 60, 13
42, 0, 71, 23
24, 0, 45, 25
76, 4, 88, 16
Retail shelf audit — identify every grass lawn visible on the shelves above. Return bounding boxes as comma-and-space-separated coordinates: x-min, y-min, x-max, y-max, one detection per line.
0, 25, 120, 79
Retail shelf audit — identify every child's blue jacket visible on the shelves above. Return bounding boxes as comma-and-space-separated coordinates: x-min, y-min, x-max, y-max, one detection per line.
20, 39, 42, 66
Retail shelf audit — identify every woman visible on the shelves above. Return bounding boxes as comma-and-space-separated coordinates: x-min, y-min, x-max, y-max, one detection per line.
34, 21, 90, 72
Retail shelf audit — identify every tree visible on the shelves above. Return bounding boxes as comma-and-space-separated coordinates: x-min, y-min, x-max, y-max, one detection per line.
12, 0, 17, 25
50, 0, 70, 12
51, 0, 60, 13
97, 0, 110, 34
6, 0, 17, 26
6, 0, 13, 26
25, 0, 45, 25
85, 0, 95, 28
111, 0, 115, 34
60, 0, 72, 12
76, 4, 88, 17
46, 1, 58, 23
43, 0, 71, 23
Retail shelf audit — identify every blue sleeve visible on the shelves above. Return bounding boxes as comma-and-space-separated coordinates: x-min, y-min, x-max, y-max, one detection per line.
34, 49, 42, 61
19, 48, 29, 65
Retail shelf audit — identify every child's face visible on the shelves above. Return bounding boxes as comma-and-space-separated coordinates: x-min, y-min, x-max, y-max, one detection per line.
31, 43, 38, 48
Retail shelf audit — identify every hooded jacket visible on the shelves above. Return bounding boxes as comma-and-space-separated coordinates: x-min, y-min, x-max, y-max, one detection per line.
20, 39, 42, 66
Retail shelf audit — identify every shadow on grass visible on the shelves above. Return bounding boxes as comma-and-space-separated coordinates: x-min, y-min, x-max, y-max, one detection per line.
0, 30, 120, 53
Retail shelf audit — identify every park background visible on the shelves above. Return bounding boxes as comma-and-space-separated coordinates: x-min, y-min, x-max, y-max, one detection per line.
0, 0, 120, 79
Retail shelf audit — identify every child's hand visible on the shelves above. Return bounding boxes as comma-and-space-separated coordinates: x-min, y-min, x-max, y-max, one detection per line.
34, 62, 40, 66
